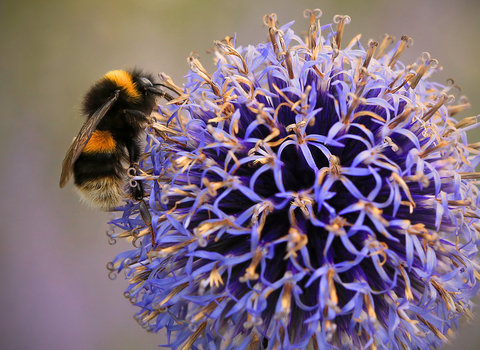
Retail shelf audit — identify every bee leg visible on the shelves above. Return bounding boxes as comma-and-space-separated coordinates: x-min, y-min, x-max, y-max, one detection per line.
123, 109, 150, 123
125, 140, 156, 245
127, 164, 156, 245
139, 199, 156, 245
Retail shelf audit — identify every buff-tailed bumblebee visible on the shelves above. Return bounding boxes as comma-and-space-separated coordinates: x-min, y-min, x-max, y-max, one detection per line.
60, 69, 174, 210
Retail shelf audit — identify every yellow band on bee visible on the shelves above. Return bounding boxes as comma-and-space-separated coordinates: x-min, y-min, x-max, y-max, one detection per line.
84, 130, 116, 153
104, 70, 141, 102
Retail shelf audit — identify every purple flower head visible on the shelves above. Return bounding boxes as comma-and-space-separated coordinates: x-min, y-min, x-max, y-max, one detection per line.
107, 10, 480, 350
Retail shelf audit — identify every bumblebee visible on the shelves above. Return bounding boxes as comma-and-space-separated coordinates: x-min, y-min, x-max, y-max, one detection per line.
59, 69, 173, 209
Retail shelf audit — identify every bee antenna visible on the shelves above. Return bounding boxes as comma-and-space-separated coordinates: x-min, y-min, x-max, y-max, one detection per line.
152, 83, 180, 96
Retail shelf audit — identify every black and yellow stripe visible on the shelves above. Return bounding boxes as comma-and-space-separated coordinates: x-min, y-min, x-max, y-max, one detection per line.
104, 70, 141, 103
83, 130, 117, 153
73, 130, 124, 208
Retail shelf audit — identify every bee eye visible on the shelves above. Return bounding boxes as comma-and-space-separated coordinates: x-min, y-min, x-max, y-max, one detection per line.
139, 77, 153, 88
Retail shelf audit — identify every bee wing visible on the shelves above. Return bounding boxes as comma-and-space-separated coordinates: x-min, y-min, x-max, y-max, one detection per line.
59, 90, 120, 188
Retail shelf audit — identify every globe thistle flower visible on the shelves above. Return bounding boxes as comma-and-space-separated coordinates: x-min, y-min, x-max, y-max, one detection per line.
107, 9, 480, 350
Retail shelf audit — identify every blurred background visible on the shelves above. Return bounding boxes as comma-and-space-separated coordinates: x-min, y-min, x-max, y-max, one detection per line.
1, 0, 480, 349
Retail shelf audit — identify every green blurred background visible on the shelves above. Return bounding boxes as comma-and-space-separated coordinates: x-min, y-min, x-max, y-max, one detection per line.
1, 0, 480, 349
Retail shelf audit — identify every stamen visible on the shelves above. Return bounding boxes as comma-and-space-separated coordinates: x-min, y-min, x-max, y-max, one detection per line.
407, 223, 437, 244
409, 53, 438, 89
248, 333, 261, 350
343, 93, 366, 123
249, 103, 276, 128
387, 72, 416, 94
327, 268, 338, 305
268, 23, 287, 59
284, 49, 295, 79
395, 336, 409, 350
465, 212, 480, 219
448, 96, 470, 116
176, 153, 206, 173
312, 333, 320, 350
275, 282, 292, 318
430, 278, 456, 311
192, 297, 226, 323
362, 41, 378, 72
345, 34, 362, 51
143, 309, 161, 323
389, 35, 413, 68
459, 172, 480, 180
249, 201, 273, 238
304, 9, 322, 51
263, 13, 278, 28
181, 321, 207, 350
333, 15, 351, 51
275, 327, 285, 350
374, 34, 395, 59
363, 293, 377, 320
157, 72, 185, 98
418, 141, 450, 158
193, 218, 240, 243
210, 262, 224, 288
383, 136, 399, 152
130, 269, 151, 284
352, 110, 385, 123
156, 282, 190, 308
455, 115, 478, 129
368, 240, 389, 266
285, 120, 307, 144
329, 155, 341, 177
421, 94, 452, 122
435, 198, 472, 207
389, 172, 415, 208
331, 35, 339, 59
398, 264, 414, 301
271, 84, 295, 107
268, 27, 279, 54
325, 216, 349, 236
106, 261, 117, 280
364, 332, 378, 350
290, 193, 314, 220
240, 248, 263, 282
284, 226, 308, 259
354, 66, 370, 96
388, 107, 413, 129
106, 229, 117, 245
416, 315, 449, 342
148, 239, 196, 259
188, 52, 221, 96
214, 40, 248, 74
456, 300, 475, 322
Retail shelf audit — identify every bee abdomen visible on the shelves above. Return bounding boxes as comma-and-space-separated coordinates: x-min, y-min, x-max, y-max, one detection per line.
73, 153, 126, 208
75, 176, 125, 209
73, 130, 126, 209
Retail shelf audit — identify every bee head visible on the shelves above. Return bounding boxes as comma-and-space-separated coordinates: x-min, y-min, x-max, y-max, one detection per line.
133, 74, 165, 96
137, 77, 154, 89
128, 70, 176, 102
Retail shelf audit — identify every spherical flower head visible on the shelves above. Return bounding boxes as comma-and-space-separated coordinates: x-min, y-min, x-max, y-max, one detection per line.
107, 10, 480, 350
